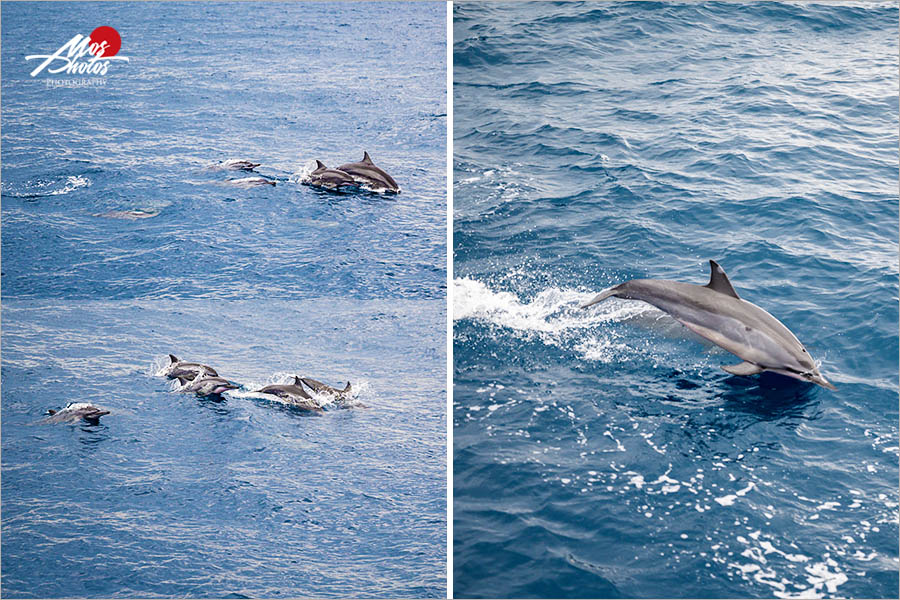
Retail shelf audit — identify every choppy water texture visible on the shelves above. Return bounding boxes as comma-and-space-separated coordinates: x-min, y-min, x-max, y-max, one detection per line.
453, 2, 898, 598
2, 2, 446, 597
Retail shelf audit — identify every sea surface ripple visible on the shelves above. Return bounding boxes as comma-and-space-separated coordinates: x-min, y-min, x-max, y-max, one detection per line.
453, 2, 898, 598
2, 2, 446, 598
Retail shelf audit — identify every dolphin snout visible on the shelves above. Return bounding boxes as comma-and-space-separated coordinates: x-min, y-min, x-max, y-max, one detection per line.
807, 370, 837, 391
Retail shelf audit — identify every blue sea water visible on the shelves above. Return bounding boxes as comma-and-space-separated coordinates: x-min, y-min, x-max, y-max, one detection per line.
453, 2, 898, 598
2, 2, 446, 598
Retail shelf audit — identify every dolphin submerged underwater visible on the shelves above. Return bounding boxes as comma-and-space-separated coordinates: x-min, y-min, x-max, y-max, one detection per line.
581, 260, 835, 390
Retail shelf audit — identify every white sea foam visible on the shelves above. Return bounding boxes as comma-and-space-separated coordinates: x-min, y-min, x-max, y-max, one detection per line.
44, 175, 91, 195
714, 481, 756, 506
288, 159, 320, 183
453, 276, 652, 362
16, 174, 92, 197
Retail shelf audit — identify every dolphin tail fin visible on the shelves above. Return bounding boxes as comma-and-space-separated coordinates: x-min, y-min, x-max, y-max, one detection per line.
722, 361, 764, 376
580, 286, 621, 309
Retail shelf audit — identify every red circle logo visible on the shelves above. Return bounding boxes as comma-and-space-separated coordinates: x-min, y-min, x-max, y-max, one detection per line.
89, 26, 121, 57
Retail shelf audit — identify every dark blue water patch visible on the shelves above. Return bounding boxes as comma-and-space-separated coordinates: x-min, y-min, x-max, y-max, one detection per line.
2, 2, 446, 598
2, 297, 446, 598
2, 1, 446, 302
454, 2, 898, 598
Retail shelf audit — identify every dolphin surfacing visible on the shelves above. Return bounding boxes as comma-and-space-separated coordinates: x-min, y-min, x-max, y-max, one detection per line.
44, 403, 110, 424
337, 152, 400, 193
176, 374, 240, 397
299, 377, 352, 399
256, 376, 322, 412
164, 354, 219, 380
305, 160, 358, 191
581, 260, 835, 390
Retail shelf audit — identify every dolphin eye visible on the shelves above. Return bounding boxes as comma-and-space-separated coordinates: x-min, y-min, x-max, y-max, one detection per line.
802, 348, 807, 353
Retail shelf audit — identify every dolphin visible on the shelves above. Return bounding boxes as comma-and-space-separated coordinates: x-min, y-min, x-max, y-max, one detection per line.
581, 260, 835, 390
227, 176, 276, 187
164, 354, 219, 380
257, 376, 322, 411
44, 402, 110, 424
175, 373, 240, 396
299, 377, 352, 399
305, 160, 358, 190
337, 152, 400, 193
213, 159, 261, 171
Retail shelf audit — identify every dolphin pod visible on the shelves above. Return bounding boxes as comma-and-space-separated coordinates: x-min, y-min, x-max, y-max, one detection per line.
256, 376, 353, 411
162, 355, 355, 409
581, 260, 835, 390
304, 152, 400, 193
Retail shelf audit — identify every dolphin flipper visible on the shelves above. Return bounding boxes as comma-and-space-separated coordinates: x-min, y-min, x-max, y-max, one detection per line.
722, 361, 764, 376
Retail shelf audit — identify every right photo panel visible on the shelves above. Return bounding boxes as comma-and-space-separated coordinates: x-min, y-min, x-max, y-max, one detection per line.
452, 2, 899, 599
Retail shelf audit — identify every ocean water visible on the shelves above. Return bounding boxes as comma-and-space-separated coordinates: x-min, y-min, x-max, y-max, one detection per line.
1, 2, 446, 598
453, 2, 898, 599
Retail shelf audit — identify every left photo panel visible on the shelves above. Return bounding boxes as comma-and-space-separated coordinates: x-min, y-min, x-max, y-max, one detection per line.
1, 2, 447, 598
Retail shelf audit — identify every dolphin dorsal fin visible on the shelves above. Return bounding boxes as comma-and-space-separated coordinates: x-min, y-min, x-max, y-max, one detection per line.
315, 160, 326, 170
293, 376, 303, 385
168, 354, 178, 363
706, 260, 740, 299
342, 382, 351, 393
362, 151, 373, 164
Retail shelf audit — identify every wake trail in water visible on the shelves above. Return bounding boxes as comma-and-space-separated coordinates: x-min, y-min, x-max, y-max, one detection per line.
453, 276, 707, 363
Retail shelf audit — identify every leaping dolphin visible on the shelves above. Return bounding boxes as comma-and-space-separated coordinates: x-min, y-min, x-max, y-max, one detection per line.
337, 152, 400, 193
256, 376, 322, 412
581, 260, 835, 390
164, 355, 218, 380
299, 377, 352, 399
